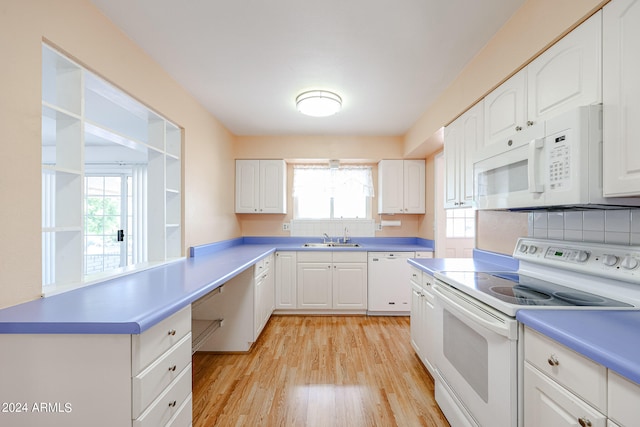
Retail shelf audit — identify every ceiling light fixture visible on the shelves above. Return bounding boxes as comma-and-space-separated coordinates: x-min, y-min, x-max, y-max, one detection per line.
296, 90, 342, 117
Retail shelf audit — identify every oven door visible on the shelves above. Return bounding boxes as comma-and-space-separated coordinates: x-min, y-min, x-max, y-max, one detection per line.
433, 281, 518, 427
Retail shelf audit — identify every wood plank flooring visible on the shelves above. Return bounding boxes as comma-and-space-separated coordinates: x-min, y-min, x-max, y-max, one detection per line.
192, 315, 450, 427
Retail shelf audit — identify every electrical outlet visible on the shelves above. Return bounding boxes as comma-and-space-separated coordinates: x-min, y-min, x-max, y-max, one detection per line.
282, 223, 290, 231
376, 223, 382, 231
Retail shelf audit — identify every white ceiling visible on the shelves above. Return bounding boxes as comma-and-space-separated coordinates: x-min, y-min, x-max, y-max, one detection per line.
90, 0, 525, 137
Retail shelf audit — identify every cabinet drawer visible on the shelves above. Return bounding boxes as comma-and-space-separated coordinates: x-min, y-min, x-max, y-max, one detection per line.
410, 268, 422, 285
608, 370, 640, 427
167, 394, 192, 427
524, 327, 606, 411
297, 251, 332, 262
133, 305, 191, 374
133, 364, 192, 427
132, 333, 192, 418
332, 251, 367, 263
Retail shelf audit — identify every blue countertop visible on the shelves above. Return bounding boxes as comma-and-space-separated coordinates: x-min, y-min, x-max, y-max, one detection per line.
517, 310, 640, 385
0, 237, 433, 335
408, 248, 519, 275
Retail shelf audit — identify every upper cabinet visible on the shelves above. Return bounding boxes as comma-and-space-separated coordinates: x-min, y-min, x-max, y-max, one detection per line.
377, 159, 425, 214
235, 159, 287, 213
484, 12, 602, 151
603, 0, 640, 197
444, 101, 483, 209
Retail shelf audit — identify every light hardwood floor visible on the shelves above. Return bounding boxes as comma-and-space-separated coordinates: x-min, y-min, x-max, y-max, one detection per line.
192, 315, 450, 426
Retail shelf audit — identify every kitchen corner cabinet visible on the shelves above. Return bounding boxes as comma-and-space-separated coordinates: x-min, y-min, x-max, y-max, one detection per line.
0, 306, 193, 427
377, 159, 425, 214
296, 251, 367, 311
444, 101, 483, 209
603, 0, 640, 197
484, 11, 602, 149
235, 159, 287, 213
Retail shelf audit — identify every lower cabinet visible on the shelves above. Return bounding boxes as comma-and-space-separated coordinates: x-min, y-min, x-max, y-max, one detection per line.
275, 251, 297, 309
293, 251, 368, 312
524, 326, 640, 427
410, 267, 436, 376
0, 305, 193, 427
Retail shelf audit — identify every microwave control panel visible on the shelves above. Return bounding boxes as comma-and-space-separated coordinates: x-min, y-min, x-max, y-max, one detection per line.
547, 130, 571, 191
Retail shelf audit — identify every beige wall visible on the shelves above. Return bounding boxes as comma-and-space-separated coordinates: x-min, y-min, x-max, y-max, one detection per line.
0, 0, 239, 308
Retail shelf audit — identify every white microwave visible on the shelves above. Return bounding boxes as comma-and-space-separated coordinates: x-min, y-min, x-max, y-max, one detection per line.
474, 105, 640, 210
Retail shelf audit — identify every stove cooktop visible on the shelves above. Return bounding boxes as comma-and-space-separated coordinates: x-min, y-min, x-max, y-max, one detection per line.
434, 270, 634, 317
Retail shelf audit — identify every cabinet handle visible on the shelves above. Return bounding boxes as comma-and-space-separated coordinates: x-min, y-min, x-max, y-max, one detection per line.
169, 365, 177, 372
547, 355, 559, 366
168, 400, 177, 408
578, 417, 592, 427
527, 120, 535, 127
168, 329, 176, 336
515, 126, 523, 131
507, 139, 513, 146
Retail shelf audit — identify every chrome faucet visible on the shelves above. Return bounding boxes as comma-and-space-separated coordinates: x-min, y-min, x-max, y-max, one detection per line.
323, 233, 331, 243
342, 227, 350, 243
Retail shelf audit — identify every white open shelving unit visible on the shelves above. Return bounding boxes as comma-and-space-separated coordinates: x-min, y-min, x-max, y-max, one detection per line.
42, 44, 182, 291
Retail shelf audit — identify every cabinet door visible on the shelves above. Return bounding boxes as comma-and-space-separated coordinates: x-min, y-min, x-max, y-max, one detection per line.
403, 160, 426, 213
378, 159, 404, 214
275, 252, 297, 309
422, 274, 437, 375
443, 123, 460, 209
528, 12, 602, 125
484, 69, 527, 148
524, 363, 606, 427
235, 160, 260, 213
260, 159, 287, 213
603, 0, 640, 196
410, 282, 423, 356
332, 263, 367, 309
297, 263, 332, 309
460, 102, 483, 206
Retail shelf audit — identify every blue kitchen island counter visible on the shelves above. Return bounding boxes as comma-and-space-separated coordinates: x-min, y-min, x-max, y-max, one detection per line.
0, 237, 433, 335
517, 309, 640, 385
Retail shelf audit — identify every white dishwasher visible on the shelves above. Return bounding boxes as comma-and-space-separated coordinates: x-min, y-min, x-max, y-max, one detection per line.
367, 252, 415, 315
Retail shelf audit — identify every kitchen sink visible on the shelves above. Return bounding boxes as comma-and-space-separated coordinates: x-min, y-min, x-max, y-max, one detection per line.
302, 242, 361, 248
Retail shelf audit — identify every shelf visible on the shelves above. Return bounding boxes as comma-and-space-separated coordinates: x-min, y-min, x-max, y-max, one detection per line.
42, 105, 82, 171
42, 45, 82, 115
191, 319, 223, 354
165, 122, 181, 158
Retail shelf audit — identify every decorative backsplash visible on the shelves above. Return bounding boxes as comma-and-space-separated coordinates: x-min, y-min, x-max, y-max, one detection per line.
529, 209, 640, 245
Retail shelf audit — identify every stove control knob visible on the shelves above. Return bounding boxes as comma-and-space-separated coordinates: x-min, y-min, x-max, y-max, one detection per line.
602, 254, 619, 267
573, 251, 589, 262
519, 244, 528, 253
528, 245, 538, 254
621, 256, 639, 270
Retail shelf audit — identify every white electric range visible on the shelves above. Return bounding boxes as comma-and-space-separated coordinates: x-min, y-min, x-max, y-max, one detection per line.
431, 238, 640, 427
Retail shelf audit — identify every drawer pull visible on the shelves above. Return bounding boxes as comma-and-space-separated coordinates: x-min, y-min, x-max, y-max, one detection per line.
168, 400, 177, 408
547, 355, 559, 366
168, 329, 176, 336
578, 417, 592, 427
169, 364, 177, 372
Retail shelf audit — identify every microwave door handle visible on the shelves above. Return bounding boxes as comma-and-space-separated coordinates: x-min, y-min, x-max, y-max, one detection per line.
528, 137, 545, 193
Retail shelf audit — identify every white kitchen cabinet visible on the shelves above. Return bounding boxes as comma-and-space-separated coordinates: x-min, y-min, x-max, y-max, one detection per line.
275, 251, 297, 309
235, 159, 287, 213
483, 12, 602, 150
603, 0, 640, 196
444, 101, 483, 209
377, 159, 425, 214
332, 257, 368, 310
410, 267, 436, 376
608, 370, 640, 427
296, 251, 367, 311
0, 306, 192, 427
524, 363, 606, 427
254, 254, 275, 338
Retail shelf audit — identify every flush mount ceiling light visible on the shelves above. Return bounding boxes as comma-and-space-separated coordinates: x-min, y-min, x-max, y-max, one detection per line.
296, 90, 342, 117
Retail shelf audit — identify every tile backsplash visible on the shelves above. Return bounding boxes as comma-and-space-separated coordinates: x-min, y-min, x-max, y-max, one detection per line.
529, 209, 640, 245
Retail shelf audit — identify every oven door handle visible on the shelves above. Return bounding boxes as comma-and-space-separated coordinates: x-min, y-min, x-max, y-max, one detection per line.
433, 283, 517, 340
